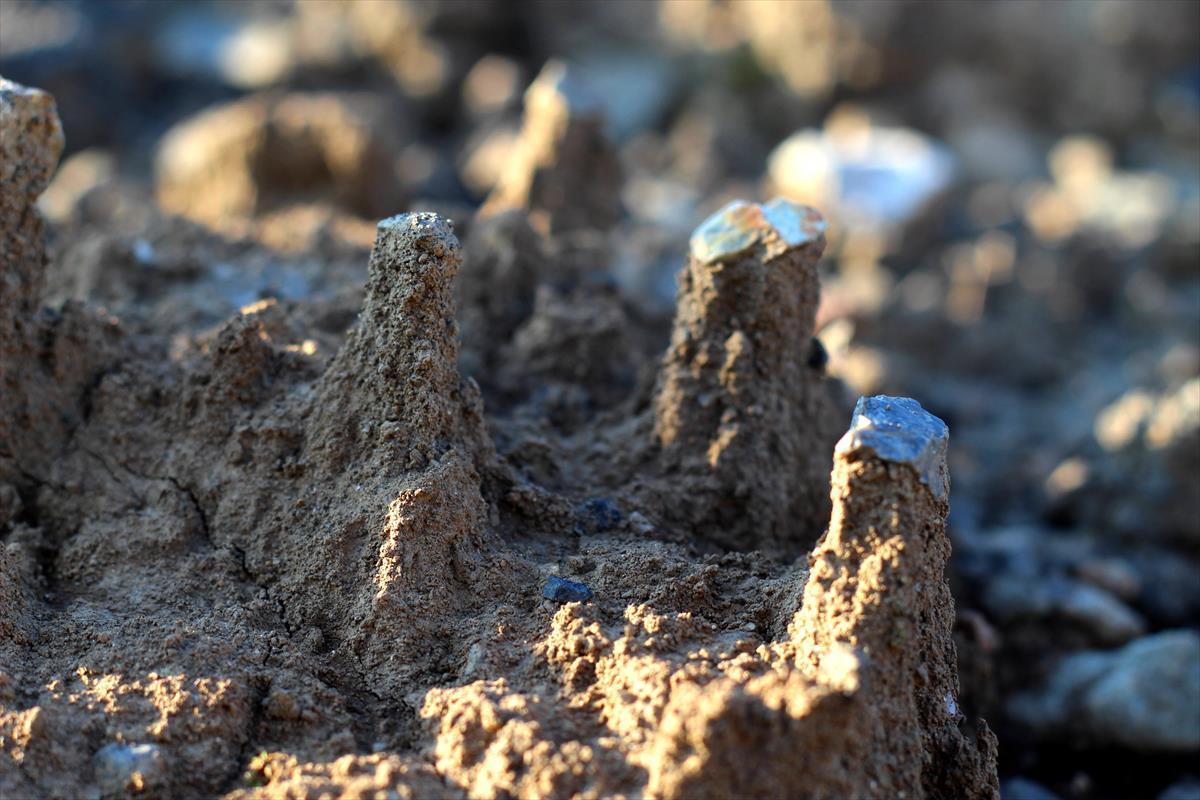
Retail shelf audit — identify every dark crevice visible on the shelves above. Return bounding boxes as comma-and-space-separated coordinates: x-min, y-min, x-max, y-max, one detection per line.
222, 674, 271, 797
7, 465, 68, 605
78, 360, 122, 426
166, 475, 213, 550
78, 445, 146, 506
146, 473, 299, 644
56, 359, 125, 462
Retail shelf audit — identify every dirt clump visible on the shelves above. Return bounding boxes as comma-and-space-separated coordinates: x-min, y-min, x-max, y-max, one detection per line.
155, 92, 409, 242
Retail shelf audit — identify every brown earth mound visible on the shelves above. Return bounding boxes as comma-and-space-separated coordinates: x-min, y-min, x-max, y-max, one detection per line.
1, 77, 997, 799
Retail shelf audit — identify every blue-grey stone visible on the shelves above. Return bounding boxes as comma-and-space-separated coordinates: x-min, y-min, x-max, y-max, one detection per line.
94, 742, 164, 794
836, 395, 950, 499
688, 197, 825, 265
1159, 778, 1200, 800
689, 200, 760, 264
577, 497, 622, 534
543, 576, 593, 603
760, 197, 826, 247
1010, 630, 1200, 752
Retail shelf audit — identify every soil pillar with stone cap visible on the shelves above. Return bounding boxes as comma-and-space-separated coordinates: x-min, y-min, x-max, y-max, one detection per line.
308, 212, 488, 474
0, 79, 65, 648
274, 212, 503, 694
0, 79, 62, 340
649, 197, 837, 552
480, 60, 622, 235
1, 79, 64, 462
795, 395, 999, 799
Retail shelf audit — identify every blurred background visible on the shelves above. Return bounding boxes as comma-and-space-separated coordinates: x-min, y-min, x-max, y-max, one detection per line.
2, 1, 1198, 798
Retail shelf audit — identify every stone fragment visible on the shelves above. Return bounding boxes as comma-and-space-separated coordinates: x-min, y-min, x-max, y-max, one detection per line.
981, 574, 1146, 646
1075, 556, 1141, 600
1080, 631, 1200, 752
689, 198, 826, 265
94, 743, 166, 795
543, 576, 593, 603
1082, 378, 1200, 548
835, 395, 950, 499
648, 197, 839, 552
576, 497, 621, 534
480, 60, 622, 235
36, 147, 116, 224
768, 118, 956, 234
1001, 777, 1063, 800
1158, 779, 1200, 800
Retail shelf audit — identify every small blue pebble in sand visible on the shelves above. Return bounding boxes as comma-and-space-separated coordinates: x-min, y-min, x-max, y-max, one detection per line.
543, 576, 593, 603
577, 497, 622, 534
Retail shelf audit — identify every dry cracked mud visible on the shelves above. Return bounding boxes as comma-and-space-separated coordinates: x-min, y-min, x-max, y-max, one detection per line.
1, 76, 998, 799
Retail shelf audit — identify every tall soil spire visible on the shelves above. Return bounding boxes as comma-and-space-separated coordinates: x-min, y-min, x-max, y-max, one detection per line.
649, 197, 839, 551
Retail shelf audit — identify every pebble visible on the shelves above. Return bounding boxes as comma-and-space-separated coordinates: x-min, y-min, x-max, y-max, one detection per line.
543, 576, 593, 603
981, 574, 1145, 646
1075, 557, 1141, 600
768, 121, 955, 232
627, 511, 656, 535
688, 198, 824, 264
1080, 630, 1200, 751
93, 742, 165, 794
576, 497, 622, 534
1010, 630, 1200, 752
835, 395, 950, 500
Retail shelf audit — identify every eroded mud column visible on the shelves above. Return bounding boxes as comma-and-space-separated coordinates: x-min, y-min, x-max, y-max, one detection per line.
309, 212, 484, 472
0, 79, 64, 461
1, 80, 63, 622
278, 212, 501, 692
795, 395, 999, 798
480, 60, 622, 235
649, 198, 835, 552
0, 79, 62, 336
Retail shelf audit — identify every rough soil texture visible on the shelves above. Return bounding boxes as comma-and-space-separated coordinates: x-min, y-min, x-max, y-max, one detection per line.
1, 77, 997, 799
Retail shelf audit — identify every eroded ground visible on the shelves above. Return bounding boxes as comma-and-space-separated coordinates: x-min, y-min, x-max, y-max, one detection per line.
1, 75, 1000, 799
